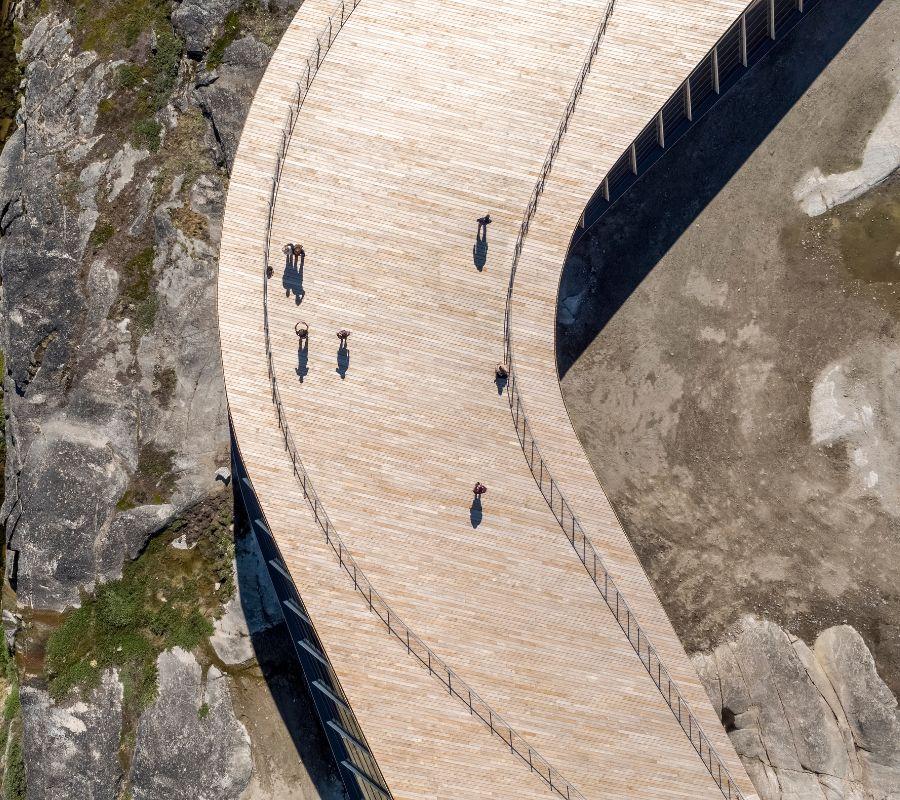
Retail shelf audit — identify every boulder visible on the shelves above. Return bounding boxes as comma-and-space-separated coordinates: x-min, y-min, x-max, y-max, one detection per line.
129, 648, 252, 800
172, 0, 241, 59
696, 618, 900, 800
21, 670, 124, 800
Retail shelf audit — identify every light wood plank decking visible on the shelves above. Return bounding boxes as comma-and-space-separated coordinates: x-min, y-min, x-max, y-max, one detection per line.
218, 0, 760, 797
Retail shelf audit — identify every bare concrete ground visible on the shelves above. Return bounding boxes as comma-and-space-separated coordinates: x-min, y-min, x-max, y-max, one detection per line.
228, 625, 347, 800
558, 0, 900, 695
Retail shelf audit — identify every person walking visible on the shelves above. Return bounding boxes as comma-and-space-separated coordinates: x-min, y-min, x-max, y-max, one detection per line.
476, 214, 492, 242
336, 329, 350, 348
295, 321, 309, 344
472, 481, 487, 497
293, 243, 305, 265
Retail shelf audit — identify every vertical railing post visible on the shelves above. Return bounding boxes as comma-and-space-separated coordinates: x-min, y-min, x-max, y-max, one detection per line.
712, 45, 720, 94
740, 13, 748, 65
768, 0, 776, 39
684, 77, 693, 122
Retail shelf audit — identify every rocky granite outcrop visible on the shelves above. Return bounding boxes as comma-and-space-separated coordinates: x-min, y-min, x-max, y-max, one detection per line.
130, 648, 252, 800
0, 13, 228, 610
0, 1, 313, 796
0, 9, 238, 610
211, 529, 283, 665
173, 0, 241, 58
195, 35, 273, 172
695, 618, 900, 800
21, 670, 123, 800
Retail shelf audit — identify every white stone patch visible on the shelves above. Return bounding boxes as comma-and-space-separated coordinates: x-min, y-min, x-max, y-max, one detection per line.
809, 347, 900, 515
699, 326, 727, 344
684, 269, 728, 307
736, 320, 762, 346
809, 362, 862, 446
794, 88, 900, 216
106, 142, 149, 202
55, 709, 88, 735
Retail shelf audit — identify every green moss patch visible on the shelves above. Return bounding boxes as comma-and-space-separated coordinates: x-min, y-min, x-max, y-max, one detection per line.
116, 445, 177, 511
111, 246, 158, 343
151, 365, 177, 409
0, 633, 24, 799
206, 10, 240, 70
45, 494, 235, 724
2, 731, 24, 800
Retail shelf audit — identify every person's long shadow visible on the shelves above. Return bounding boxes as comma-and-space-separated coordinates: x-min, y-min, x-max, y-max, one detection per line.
470, 495, 483, 528
557, 0, 883, 377
282, 253, 306, 305
296, 342, 309, 383
231, 484, 348, 799
494, 370, 508, 396
336, 344, 350, 379
281, 252, 295, 298
473, 238, 488, 271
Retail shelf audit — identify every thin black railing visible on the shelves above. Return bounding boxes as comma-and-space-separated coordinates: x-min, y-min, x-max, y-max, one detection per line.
497, 2, 820, 800
253, 2, 587, 797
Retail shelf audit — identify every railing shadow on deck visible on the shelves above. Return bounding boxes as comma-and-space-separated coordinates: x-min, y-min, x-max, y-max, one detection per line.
557, 0, 883, 377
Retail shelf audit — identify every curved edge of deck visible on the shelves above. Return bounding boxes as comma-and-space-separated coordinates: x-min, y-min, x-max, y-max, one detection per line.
216, 0, 778, 797
505, 1, 819, 798
216, 2, 586, 798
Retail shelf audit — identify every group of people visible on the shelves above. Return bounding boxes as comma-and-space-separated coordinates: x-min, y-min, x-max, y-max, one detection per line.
275, 220, 495, 500
294, 322, 350, 348
283, 242, 305, 265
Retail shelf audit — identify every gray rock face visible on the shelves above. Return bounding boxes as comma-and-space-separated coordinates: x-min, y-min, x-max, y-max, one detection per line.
210, 530, 283, 665
172, 0, 241, 58
195, 35, 273, 171
695, 618, 900, 800
130, 648, 252, 800
21, 670, 124, 800
0, 13, 229, 611
0, 15, 136, 610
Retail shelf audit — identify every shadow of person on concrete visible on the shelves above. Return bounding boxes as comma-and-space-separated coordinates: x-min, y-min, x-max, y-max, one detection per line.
470, 495, 483, 528
231, 483, 349, 800
296, 341, 309, 383
473, 239, 488, 271
336, 343, 350, 379
556, 0, 883, 378
494, 370, 508, 396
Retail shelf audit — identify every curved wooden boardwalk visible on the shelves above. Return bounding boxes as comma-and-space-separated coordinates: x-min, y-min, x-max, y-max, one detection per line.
217, 0, 760, 797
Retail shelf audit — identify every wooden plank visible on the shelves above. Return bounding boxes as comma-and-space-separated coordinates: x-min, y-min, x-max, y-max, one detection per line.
218, 0, 760, 797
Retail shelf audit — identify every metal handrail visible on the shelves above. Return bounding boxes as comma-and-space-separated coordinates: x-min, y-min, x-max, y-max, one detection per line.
253, 3, 586, 798
500, 1, 749, 799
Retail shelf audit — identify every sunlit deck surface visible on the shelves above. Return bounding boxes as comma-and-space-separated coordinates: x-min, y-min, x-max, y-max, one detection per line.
217, 0, 759, 796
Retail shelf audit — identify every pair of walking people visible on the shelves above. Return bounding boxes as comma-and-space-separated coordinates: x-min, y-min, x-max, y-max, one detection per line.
295, 324, 351, 380
295, 324, 350, 346
283, 242, 305, 265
